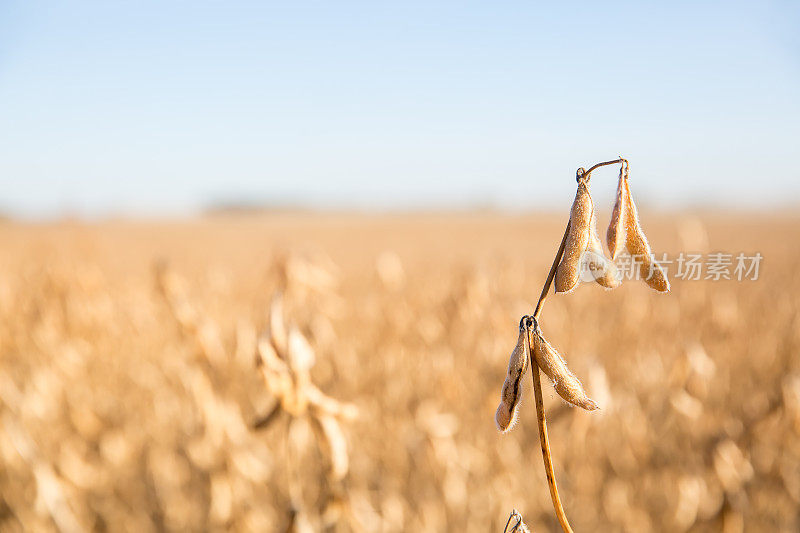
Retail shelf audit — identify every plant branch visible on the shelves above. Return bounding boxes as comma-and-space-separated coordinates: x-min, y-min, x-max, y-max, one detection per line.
532, 222, 570, 320
580, 158, 624, 182
531, 361, 572, 533
528, 224, 572, 533
586, 158, 623, 174
527, 158, 624, 532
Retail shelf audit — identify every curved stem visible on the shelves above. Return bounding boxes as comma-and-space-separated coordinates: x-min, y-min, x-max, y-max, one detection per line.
584, 158, 623, 177
529, 220, 573, 533
532, 221, 570, 320
530, 360, 573, 533
528, 158, 624, 531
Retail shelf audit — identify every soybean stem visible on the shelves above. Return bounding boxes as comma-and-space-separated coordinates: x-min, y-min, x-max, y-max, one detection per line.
532, 221, 570, 320
529, 220, 572, 533
583, 158, 624, 180
531, 362, 573, 533
528, 159, 623, 532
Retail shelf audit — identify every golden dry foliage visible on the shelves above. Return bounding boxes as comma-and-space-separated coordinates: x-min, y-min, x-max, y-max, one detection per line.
0, 212, 798, 532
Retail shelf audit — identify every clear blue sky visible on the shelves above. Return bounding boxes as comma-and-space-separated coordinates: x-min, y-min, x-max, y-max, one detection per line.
1, 1, 798, 218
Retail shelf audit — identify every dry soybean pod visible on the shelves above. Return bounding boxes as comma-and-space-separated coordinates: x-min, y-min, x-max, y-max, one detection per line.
495, 316, 532, 432
530, 318, 598, 411
586, 215, 621, 289
522, 159, 622, 533
555, 178, 593, 293
606, 161, 629, 260
623, 172, 670, 293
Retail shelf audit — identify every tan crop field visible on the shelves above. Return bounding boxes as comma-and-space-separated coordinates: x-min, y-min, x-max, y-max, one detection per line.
0, 211, 798, 532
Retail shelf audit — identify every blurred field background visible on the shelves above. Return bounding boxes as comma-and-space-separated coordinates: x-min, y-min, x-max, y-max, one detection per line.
0, 210, 798, 532
2, 1, 799, 531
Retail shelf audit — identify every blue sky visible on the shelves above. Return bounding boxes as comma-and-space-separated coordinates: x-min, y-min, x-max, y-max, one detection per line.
1, 1, 798, 218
